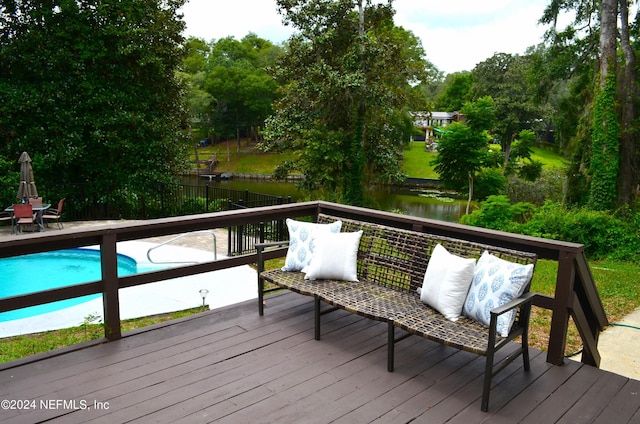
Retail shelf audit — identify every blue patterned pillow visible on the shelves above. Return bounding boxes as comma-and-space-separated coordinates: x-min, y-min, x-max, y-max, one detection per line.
463, 251, 534, 337
281, 219, 342, 272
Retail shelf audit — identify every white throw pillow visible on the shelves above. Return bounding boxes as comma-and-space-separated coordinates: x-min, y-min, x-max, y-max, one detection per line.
281, 219, 342, 272
419, 243, 476, 321
303, 231, 363, 281
463, 251, 534, 337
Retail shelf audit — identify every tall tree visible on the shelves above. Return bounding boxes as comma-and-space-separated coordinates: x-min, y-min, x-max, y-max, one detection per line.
263, 0, 431, 205
0, 0, 188, 216
471, 53, 542, 164
204, 35, 281, 151
436, 71, 472, 112
540, 0, 638, 209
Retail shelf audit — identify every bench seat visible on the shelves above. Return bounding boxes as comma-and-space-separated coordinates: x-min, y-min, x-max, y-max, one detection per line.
257, 214, 537, 411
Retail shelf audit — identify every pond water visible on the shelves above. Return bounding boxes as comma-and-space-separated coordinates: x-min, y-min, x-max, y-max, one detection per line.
182, 176, 466, 223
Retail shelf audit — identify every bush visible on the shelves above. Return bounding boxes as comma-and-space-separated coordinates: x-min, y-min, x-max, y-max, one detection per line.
460, 195, 534, 231
519, 202, 640, 260
461, 199, 640, 261
472, 169, 506, 200
504, 168, 565, 206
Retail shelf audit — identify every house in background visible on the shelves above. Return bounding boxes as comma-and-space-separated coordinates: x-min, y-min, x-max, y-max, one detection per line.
410, 111, 463, 151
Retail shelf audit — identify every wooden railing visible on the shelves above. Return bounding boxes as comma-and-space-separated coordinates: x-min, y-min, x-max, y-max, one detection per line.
0, 201, 608, 367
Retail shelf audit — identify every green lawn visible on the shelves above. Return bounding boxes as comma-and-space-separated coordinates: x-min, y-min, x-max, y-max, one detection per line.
191, 140, 566, 179
401, 142, 565, 178
401, 141, 439, 178
191, 144, 298, 174
531, 146, 566, 169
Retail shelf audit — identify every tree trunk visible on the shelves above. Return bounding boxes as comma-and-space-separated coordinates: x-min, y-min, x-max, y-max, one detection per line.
617, 0, 637, 207
599, 0, 617, 89
588, 0, 619, 210
467, 173, 473, 215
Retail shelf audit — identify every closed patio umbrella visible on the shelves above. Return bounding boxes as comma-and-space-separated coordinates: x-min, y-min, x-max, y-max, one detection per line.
17, 151, 38, 200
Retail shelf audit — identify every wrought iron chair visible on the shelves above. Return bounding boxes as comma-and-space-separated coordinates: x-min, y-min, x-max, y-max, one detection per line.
42, 198, 65, 229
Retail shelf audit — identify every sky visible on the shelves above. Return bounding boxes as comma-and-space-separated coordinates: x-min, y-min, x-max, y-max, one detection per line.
180, 0, 554, 75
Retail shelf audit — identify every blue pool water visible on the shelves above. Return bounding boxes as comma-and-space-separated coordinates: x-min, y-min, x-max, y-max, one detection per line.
0, 249, 143, 322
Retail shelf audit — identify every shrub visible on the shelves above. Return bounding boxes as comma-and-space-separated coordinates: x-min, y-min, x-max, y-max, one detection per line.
472, 169, 506, 200
460, 195, 534, 231
504, 168, 565, 206
461, 199, 640, 261
520, 202, 640, 260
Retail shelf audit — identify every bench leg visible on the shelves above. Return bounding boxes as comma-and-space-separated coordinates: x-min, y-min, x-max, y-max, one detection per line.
482, 349, 494, 412
314, 295, 321, 341
258, 277, 264, 316
388, 321, 394, 372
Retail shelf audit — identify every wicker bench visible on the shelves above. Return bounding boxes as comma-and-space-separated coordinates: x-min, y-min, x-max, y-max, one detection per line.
256, 214, 537, 411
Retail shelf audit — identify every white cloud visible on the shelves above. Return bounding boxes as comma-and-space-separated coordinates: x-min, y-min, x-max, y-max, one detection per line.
180, 0, 553, 74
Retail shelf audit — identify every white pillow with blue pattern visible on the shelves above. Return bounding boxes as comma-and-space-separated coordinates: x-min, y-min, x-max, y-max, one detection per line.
463, 251, 534, 337
281, 219, 342, 272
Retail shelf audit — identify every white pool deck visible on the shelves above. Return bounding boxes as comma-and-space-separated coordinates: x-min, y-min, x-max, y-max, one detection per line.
0, 239, 258, 338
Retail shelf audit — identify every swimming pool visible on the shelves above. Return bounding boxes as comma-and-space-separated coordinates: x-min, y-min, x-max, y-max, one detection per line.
0, 248, 149, 322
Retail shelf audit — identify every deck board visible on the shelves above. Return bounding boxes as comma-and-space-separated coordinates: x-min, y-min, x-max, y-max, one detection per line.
1, 291, 638, 423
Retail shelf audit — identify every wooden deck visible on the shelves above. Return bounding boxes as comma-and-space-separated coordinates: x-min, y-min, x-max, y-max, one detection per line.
1, 291, 639, 423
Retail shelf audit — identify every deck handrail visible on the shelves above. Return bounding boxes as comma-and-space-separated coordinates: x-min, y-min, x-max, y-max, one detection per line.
0, 201, 608, 367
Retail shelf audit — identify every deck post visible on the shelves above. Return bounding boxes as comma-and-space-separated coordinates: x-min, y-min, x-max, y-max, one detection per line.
546, 250, 576, 365
101, 233, 121, 341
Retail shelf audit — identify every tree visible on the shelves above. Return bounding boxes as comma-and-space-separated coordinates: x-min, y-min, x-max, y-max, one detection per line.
263, 0, 432, 205
436, 71, 472, 112
0, 0, 189, 216
539, 0, 638, 209
203, 35, 281, 151
432, 97, 497, 214
471, 53, 542, 164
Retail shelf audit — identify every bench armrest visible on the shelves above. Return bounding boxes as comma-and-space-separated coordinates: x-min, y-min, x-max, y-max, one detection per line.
490, 292, 536, 317
255, 241, 290, 252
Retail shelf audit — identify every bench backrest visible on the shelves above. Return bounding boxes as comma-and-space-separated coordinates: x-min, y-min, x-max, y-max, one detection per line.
317, 214, 537, 294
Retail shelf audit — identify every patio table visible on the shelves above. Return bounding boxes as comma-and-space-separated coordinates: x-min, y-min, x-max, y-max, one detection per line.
4, 203, 51, 233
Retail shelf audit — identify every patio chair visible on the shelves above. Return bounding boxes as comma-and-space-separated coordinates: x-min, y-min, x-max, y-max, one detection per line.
13, 203, 36, 233
0, 211, 12, 230
28, 197, 43, 207
42, 198, 65, 229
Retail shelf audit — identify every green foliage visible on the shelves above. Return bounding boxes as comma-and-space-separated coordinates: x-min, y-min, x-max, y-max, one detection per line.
471, 53, 543, 152
0, 0, 189, 217
0, 156, 19, 207
462, 196, 640, 261
588, 72, 619, 210
432, 97, 497, 209
472, 168, 506, 200
263, 1, 434, 205
200, 34, 281, 140
436, 71, 472, 111
517, 160, 543, 181
521, 202, 639, 260
504, 169, 565, 206
460, 195, 534, 230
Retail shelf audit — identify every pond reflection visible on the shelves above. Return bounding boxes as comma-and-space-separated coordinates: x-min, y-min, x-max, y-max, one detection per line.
181, 176, 465, 223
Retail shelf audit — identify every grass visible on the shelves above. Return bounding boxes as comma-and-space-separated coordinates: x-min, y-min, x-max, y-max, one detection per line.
191, 143, 298, 175
401, 142, 439, 178
528, 258, 640, 355
531, 146, 567, 169
191, 140, 566, 180
0, 307, 207, 363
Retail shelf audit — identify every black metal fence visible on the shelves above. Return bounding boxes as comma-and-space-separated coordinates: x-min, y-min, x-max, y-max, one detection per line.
44, 181, 292, 255
227, 196, 290, 256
